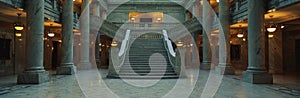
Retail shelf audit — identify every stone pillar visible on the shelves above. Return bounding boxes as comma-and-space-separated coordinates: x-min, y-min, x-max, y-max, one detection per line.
216, 0, 235, 75
17, 1, 49, 84
95, 32, 100, 67
242, 0, 273, 84
201, 0, 212, 70
91, 1, 100, 67
193, 0, 201, 18
78, 0, 92, 69
57, 0, 76, 75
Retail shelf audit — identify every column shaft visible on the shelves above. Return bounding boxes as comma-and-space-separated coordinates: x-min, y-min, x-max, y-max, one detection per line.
216, 0, 235, 75
242, 0, 273, 84
57, 0, 76, 75
78, 0, 92, 69
17, 1, 49, 84
201, 0, 212, 70
95, 32, 100, 67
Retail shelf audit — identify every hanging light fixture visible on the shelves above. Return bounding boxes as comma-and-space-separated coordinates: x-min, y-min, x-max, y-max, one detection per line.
15, 32, 22, 37
14, 13, 24, 31
268, 33, 274, 38
237, 25, 244, 38
176, 41, 184, 47
266, 15, 277, 33
47, 24, 55, 38
111, 41, 118, 47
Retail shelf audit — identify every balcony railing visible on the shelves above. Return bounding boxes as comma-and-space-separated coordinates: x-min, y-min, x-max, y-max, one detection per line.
44, 0, 62, 22
268, 0, 300, 9
230, 0, 300, 24
113, 22, 180, 30
0, 0, 23, 8
230, 0, 248, 24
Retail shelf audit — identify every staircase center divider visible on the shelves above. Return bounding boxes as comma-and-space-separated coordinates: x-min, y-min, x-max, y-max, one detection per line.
162, 30, 176, 68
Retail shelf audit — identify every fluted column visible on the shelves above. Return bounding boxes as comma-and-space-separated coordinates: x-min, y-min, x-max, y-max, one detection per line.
78, 0, 92, 69
17, 1, 49, 84
242, 0, 273, 84
216, 0, 235, 75
201, 0, 212, 70
57, 0, 76, 75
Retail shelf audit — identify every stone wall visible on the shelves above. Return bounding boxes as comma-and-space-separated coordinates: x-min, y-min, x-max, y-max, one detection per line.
0, 21, 26, 76
283, 29, 300, 74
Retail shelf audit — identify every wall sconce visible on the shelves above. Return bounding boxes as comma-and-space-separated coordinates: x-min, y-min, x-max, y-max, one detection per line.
130, 17, 135, 21
157, 17, 161, 21
242, 38, 246, 41
14, 13, 24, 31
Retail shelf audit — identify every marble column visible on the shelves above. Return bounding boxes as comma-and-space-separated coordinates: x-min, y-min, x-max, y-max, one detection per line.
242, 0, 273, 84
57, 0, 76, 75
78, 0, 92, 69
193, 0, 201, 18
92, 1, 101, 67
216, 0, 235, 75
17, 1, 49, 84
201, 0, 212, 70
95, 32, 100, 67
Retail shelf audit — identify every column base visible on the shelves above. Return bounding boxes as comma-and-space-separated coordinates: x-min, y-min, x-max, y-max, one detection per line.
242, 70, 273, 84
200, 61, 211, 70
57, 63, 76, 75
17, 71, 50, 84
77, 61, 93, 70
216, 64, 235, 75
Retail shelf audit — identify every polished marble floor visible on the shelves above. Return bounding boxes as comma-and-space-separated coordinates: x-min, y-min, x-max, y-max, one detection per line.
0, 69, 299, 98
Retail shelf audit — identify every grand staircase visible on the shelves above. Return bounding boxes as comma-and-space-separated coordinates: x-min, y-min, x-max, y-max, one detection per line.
117, 34, 178, 79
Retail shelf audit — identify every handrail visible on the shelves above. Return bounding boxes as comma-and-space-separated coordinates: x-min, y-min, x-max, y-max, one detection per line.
118, 29, 130, 56
162, 30, 176, 57
107, 29, 130, 77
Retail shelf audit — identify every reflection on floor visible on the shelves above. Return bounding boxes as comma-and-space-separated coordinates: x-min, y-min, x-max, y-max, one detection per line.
0, 69, 299, 98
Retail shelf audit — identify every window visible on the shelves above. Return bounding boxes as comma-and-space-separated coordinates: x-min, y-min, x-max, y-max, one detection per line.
0, 38, 11, 60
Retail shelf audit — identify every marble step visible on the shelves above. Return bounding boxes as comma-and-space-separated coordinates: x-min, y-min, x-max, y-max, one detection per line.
119, 70, 175, 73
118, 73, 177, 76
115, 75, 179, 79
120, 67, 174, 70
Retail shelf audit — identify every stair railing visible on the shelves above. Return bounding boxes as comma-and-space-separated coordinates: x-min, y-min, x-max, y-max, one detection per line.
108, 30, 130, 77
162, 30, 176, 68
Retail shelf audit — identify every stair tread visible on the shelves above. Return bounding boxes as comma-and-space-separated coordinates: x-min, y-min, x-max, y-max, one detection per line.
113, 37, 178, 79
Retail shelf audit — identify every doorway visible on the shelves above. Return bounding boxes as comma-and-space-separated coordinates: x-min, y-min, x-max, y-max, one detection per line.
52, 41, 60, 70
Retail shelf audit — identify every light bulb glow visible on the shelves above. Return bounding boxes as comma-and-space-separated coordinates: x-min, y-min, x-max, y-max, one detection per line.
237, 33, 244, 38
267, 27, 276, 32
47, 33, 55, 37
268, 34, 274, 38
15, 33, 22, 37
